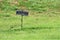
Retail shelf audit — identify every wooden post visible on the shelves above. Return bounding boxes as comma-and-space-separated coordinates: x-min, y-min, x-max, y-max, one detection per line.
21, 15, 23, 30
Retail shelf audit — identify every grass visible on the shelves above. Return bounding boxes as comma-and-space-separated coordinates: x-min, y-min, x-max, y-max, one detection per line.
0, 28, 60, 40
0, 11, 60, 40
0, 0, 60, 40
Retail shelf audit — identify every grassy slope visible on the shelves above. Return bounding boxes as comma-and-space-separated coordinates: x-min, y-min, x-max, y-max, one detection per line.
0, 0, 60, 40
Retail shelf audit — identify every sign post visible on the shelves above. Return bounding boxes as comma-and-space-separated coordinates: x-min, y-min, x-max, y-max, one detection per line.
21, 15, 23, 30
16, 10, 28, 30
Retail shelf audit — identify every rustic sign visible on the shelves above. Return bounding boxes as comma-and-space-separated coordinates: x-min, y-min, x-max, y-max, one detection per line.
16, 10, 28, 16
16, 10, 28, 30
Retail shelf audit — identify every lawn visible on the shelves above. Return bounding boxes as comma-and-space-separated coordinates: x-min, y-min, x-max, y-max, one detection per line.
0, 0, 60, 40
0, 11, 60, 40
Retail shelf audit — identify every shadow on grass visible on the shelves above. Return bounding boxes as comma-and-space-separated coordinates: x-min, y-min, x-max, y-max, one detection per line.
0, 27, 54, 33
23, 27, 53, 30
10, 27, 53, 31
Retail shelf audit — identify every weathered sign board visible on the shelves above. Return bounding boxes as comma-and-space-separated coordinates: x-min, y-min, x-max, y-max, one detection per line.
16, 10, 28, 16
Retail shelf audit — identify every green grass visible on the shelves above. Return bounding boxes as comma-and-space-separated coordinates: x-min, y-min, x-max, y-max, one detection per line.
0, 11, 60, 40
0, 0, 60, 40
0, 28, 60, 40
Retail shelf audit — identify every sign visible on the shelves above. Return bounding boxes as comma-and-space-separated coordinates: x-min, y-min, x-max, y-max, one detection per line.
16, 10, 28, 30
16, 10, 28, 16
